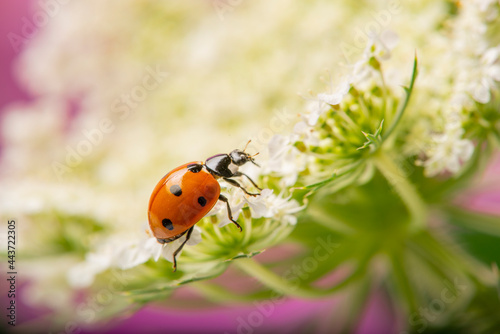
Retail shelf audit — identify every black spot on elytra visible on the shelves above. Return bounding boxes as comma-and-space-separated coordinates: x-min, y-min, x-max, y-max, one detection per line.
162, 218, 174, 230
198, 196, 207, 207
170, 185, 182, 196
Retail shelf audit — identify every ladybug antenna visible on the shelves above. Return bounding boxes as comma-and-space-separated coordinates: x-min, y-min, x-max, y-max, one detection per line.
250, 152, 260, 167
243, 140, 252, 153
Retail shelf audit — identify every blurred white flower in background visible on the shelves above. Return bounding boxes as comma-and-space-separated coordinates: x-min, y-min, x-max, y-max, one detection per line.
0, 98, 66, 177
420, 122, 475, 177
472, 46, 500, 104
449, 0, 500, 105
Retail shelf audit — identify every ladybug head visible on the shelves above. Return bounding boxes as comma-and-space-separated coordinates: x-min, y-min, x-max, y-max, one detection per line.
229, 149, 260, 167
229, 141, 260, 167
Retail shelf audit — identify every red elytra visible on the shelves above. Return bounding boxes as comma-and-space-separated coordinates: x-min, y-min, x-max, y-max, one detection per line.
147, 143, 261, 271
148, 162, 220, 241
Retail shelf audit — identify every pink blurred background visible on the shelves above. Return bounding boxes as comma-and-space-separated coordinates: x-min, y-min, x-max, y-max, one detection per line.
1, 2, 498, 334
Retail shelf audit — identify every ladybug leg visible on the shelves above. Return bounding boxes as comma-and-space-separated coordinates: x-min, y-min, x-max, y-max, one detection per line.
232, 171, 262, 191
223, 177, 260, 196
219, 194, 242, 232
172, 226, 194, 272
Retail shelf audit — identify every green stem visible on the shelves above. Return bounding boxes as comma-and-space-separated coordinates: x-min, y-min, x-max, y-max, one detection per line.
213, 222, 230, 243
383, 55, 418, 141
372, 151, 427, 231
489, 130, 500, 147
306, 202, 356, 235
233, 257, 362, 299
192, 282, 257, 303
242, 213, 253, 245
378, 68, 389, 123
321, 274, 373, 334
443, 205, 500, 238
411, 230, 490, 284
390, 251, 419, 314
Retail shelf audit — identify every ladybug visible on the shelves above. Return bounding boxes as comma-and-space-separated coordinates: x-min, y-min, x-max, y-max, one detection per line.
148, 141, 261, 271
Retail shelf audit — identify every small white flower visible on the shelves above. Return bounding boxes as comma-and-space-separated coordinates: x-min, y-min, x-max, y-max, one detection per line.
244, 189, 275, 218
266, 135, 307, 186
207, 188, 246, 228
317, 79, 351, 107
116, 236, 164, 269
67, 224, 201, 287
349, 32, 398, 87
303, 73, 352, 127
160, 226, 202, 263
470, 46, 500, 104
268, 134, 310, 186
245, 189, 305, 225
422, 123, 475, 177
292, 121, 321, 148
473, 0, 499, 20
303, 100, 331, 126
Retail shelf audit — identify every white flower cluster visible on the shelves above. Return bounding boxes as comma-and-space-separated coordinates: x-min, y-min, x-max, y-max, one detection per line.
210, 185, 303, 227
67, 226, 202, 288
415, 1, 499, 177
266, 134, 308, 186
450, 1, 500, 105
265, 35, 397, 186
419, 122, 475, 177
244, 188, 305, 226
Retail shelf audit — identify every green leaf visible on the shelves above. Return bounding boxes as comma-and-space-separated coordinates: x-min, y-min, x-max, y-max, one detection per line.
357, 119, 384, 150
225, 250, 263, 261
444, 206, 500, 267
444, 205, 500, 238
298, 161, 363, 194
